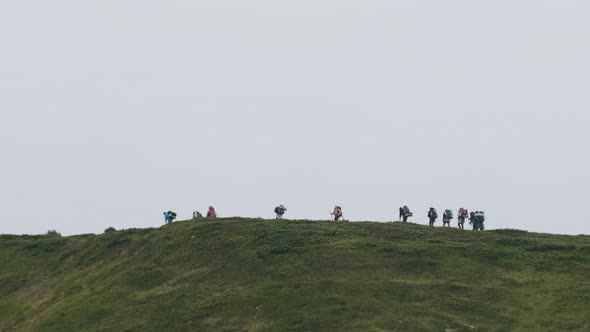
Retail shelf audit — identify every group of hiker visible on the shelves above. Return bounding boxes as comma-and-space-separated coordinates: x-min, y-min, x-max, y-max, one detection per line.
164, 206, 217, 224
403, 206, 485, 231
163, 205, 486, 230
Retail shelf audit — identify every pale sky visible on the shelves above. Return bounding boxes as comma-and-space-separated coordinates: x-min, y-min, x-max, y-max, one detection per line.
1, 1, 588, 235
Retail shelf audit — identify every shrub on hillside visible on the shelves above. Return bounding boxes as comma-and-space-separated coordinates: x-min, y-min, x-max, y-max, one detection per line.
46, 230, 61, 237
104, 227, 116, 233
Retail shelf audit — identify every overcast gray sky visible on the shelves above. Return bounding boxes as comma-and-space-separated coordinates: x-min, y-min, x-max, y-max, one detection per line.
1, 1, 588, 235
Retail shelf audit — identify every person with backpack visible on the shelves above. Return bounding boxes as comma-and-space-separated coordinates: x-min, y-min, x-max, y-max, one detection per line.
474, 211, 485, 231
332, 206, 343, 222
428, 207, 438, 226
442, 209, 453, 227
469, 211, 476, 230
457, 208, 468, 230
399, 205, 413, 222
207, 206, 217, 219
274, 205, 287, 219
163, 211, 177, 224
193, 211, 203, 220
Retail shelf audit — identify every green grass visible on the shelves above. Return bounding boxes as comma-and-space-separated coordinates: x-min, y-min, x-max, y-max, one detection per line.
1, 219, 589, 331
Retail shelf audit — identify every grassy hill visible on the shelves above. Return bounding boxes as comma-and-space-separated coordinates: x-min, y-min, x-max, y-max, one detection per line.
1, 219, 589, 332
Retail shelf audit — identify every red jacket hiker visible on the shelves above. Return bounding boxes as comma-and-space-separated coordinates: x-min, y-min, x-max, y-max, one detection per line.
207, 206, 217, 219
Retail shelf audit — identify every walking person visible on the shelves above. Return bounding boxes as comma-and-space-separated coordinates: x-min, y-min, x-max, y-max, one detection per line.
399, 205, 413, 222
469, 211, 476, 230
207, 206, 217, 219
474, 211, 485, 231
274, 205, 287, 219
428, 207, 438, 227
332, 206, 343, 222
163, 211, 177, 224
457, 208, 468, 230
442, 209, 453, 227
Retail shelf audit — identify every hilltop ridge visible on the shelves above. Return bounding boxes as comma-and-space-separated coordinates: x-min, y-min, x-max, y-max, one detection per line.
1, 218, 589, 331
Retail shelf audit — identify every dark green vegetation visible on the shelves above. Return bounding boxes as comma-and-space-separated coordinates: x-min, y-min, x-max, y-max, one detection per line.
1, 219, 589, 332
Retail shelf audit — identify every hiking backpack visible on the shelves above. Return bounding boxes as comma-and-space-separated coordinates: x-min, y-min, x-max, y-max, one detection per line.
429, 209, 438, 219
460, 209, 468, 218
474, 211, 485, 222
403, 206, 411, 215
445, 209, 453, 219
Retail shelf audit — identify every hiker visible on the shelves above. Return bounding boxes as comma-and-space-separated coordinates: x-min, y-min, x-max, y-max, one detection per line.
428, 207, 438, 226
469, 211, 476, 230
473, 211, 485, 231
207, 206, 217, 219
457, 208, 468, 230
163, 211, 177, 224
332, 206, 343, 222
193, 211, 203, 219
399, 205, 413, 222
442, 209, 453, 227
274, 205, 287, 219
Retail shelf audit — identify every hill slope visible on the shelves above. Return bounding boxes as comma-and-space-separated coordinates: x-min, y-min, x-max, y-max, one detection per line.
1, 219, 589, 331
